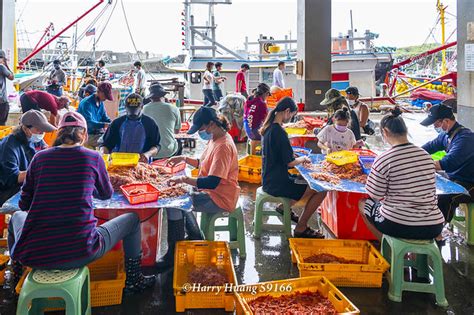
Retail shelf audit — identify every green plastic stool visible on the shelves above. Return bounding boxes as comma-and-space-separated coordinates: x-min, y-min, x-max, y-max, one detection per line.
200, 206, 246, 258
254, 186, 292, 238
451, 203, 474, 246
17, 267, 91, 315
381, 235, 448, 307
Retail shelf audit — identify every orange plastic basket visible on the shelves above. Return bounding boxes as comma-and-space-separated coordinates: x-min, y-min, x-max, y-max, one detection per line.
180, 122, 190, 133
235, 276, 359, 315
289, 239, 390, 287
152, 159, 186, 174
238, 155, 262, 184
173, 241, 237, 312
120, 183, 160, 205
351, 149, 377, 157
43, 130, 57, 147
0, 126, 13, 139
0, 254, 9, 285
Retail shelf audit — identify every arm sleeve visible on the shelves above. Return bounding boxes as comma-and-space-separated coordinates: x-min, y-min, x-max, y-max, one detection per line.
100, 104, 112, 123
349, 131, 357, 147
1, 145, 21, 187
174, 108, 181, 132
93, 154, 113, 200
148, 120, 161, 150
439, 135, 471, 172
197, 175, 221, 189
19, 158, 36, 211
422, 135, 445, 154
101, 120, 120, 152
276, 128, 295, 165
365, 158, 388, 201
316, 126, 328, 144
0, 65, 12, 77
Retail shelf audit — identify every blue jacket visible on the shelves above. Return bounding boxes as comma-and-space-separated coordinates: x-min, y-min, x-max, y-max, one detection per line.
77, 94, 112, 133
0, 130, 45, 189
422, 122, 474, 183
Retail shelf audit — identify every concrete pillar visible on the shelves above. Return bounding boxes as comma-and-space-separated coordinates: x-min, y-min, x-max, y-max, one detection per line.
1, 0, 15, 94
457, 0, 474, 129
296, 0, 332, 111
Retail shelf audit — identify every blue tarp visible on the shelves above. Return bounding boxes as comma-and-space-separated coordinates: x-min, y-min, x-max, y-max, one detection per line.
296, 154, 469, 195
0, 192, 193, 214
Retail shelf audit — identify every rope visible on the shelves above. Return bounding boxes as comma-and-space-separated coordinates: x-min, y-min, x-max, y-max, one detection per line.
120, 0, 156, 80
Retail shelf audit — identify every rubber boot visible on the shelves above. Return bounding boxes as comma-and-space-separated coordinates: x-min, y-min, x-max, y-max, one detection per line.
12, 260, 24, 289
184, 211, 205, 241
156, 219, 185, 272
124, 255, 157, 295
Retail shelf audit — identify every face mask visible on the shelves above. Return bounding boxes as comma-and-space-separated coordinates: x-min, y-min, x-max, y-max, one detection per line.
30, 133, 45, 143
334, 124, 348, 132
126, 108, 142, 120
54, 65, 60, 70
198, 129, 212, 141
435, 127, 444, 134
347, 99, 356, 107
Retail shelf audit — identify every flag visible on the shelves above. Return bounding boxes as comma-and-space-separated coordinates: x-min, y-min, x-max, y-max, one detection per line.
86, 28, 96, 37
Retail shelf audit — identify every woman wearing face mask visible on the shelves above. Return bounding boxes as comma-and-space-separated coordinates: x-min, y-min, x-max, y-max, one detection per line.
156, 107, 240, 270
317, 108, 361, 154
0, 110, 56, 206
260, 97, 326, 238
7, 111, 156, 293
359, 107, 445, 240
100, 93, 161, 163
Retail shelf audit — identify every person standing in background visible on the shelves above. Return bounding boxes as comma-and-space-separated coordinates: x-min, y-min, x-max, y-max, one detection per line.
46, 60, 66, 97
213, 62, 226, 102
236, 63, 250, 98
202, 62, 216, 107
0, 50, 14, 125
134, 61, 147, 97
272, 61, 285, 89
95, 60, 110, 82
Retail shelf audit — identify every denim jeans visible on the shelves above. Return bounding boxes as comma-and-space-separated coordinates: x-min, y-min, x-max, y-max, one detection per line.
213, 89, 223, 102
202, 89, 216, 107
8, 211, 142, 269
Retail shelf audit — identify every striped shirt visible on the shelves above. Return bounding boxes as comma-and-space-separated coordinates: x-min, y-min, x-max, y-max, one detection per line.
12, 146, 113, 268
366, 143, 445, 226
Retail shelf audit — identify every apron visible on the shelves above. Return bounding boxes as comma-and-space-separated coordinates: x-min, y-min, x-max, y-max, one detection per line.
118, 118, 146, 153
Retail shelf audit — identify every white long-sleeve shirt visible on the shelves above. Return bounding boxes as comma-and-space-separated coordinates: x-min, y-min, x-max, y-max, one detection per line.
272, 68, 285, 88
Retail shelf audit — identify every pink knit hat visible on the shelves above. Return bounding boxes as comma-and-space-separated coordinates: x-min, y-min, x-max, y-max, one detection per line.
58, 112, 88, 131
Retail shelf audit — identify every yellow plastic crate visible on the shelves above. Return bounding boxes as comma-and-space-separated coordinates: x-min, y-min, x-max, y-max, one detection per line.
289, 239, 389, 287
0, 254, 9, 285
0, 126, 13, 139
285, 127, 307, 135
110, 152, 140, 167
325, 150, 358, 166
238, 155, 262, 184
235, 276, 359, 315
173, 241, 237, 312
15, 251, 126, 307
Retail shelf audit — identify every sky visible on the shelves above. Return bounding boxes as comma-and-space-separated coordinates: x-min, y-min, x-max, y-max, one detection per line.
14, 0, 457, 57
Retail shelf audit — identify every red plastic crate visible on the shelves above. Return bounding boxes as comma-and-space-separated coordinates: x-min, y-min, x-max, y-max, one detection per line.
152, 159, 186, 174
180, 122, 190, 133
351, 149, 377, 157
95, 208, 162, 266
320, 191, 376, 240
120, 183, 160, 205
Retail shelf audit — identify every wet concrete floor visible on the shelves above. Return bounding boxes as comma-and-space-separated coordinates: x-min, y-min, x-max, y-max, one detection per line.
1, 113, 474, 314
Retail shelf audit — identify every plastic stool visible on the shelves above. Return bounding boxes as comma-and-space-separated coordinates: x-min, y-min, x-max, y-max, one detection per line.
17, 267, 91, 315
254, 187, 292, 238
451, 203, 474, 246
200, 206, 246, 258
381, 235, 448, 307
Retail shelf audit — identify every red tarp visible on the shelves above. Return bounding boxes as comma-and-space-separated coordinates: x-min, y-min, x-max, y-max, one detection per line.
410, 88, 451, 101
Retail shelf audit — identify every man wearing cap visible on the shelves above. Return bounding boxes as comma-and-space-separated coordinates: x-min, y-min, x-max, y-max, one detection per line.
46, 60, 66, 97
77, 82, 113, 148
345, 86, 375, 135
100, 93, 160, 163
20, 90, 70, 126
143, 83, 181, 159
0, 50, 14, 125
236, 63, 250, 98
320, 88, 362, 141
421, 100, 474, 223
0, 110, 56, 206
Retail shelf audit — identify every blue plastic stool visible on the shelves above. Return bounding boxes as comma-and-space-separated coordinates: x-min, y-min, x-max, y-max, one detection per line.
16, 267, 91, 315
381, 235, 448, 307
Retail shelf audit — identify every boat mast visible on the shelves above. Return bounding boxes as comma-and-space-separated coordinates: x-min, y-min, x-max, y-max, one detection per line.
437, 0, 447, 75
